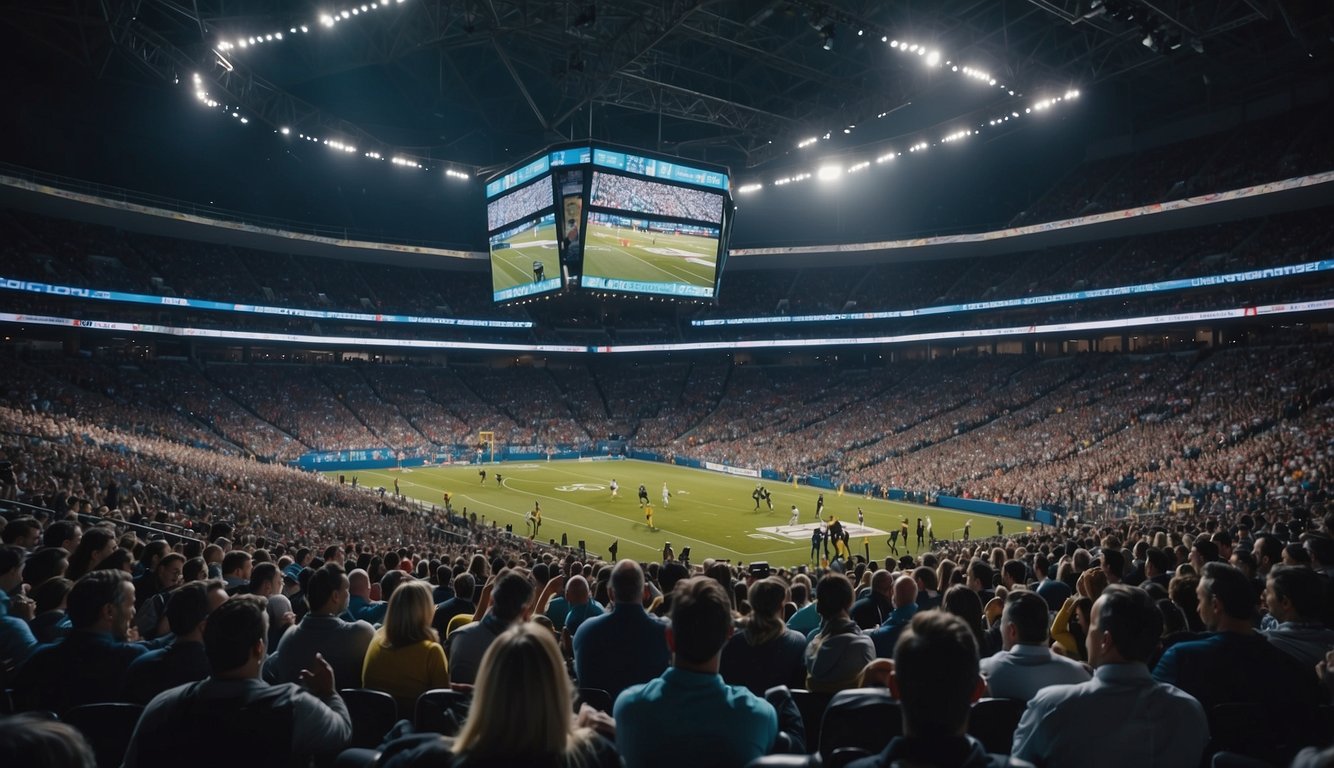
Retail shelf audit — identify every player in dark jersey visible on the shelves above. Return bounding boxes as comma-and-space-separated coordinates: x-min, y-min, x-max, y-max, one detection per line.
638, 484, 649, 506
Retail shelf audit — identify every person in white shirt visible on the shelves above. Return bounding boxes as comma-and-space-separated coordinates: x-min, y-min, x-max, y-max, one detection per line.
980, 590, 1090, 701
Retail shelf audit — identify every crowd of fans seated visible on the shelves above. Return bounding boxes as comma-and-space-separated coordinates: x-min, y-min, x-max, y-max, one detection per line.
487, 180, 557, 232
590, 172, 725, 224
1, 384, 1332, 766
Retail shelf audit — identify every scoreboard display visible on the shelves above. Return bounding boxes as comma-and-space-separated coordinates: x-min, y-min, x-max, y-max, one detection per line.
484, 143, 733, 303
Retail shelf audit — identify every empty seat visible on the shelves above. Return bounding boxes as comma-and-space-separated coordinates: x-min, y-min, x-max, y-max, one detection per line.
339, 688, 400, 749
63, 702, 146, 768
968, 697, 1027, 755
818, 688, 902, 762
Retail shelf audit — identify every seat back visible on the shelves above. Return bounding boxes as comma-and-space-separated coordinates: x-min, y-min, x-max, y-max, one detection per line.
818, 688, 901, 762
575, 687, 613, 714
1208, 702, 1314, 765
63, 702, 147, 768
968, 697, 1027, 755
414, 688, 471, 736
339, 688, 400, 749
790, 690, 833, 754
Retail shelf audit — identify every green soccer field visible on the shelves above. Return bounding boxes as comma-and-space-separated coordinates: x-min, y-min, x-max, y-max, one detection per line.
335, 459, 1023, 568
584, 217, 717, 289
490, 221, 560, 292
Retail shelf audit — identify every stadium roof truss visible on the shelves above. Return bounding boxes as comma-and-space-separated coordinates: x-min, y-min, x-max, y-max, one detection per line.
4, 0, 1328, 173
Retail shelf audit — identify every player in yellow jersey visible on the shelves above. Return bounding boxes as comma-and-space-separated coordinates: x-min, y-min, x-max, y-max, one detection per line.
644, 502, 655, 531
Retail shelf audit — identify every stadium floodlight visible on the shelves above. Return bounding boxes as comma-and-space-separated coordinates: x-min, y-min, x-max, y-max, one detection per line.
890, 39, 898, 47
926, 50, 940, 66
881, 36, 888, 42
321, 15, 334, 26
737, 183, 763, 193
280, 127, 290, 134
817, 164, 843, 180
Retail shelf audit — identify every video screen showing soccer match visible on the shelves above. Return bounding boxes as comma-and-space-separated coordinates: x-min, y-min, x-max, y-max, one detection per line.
582, 211, 720, 298
590, 171, 724, 224
488, 212, 562, 302
486, 176, 554, 232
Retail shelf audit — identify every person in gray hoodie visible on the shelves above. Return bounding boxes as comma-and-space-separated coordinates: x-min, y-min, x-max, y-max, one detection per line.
804, 572, 875, 693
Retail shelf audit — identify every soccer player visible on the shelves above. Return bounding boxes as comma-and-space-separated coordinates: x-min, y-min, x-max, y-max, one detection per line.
644, 502, 655, 531
916, 518, 924, 549
787, 505, 800, 530
809, 527, 823, 563
963, 519, 971, 541
901, 518, 911, 552
752, 486, 761, 510
610, 479, 619, 499
763, 487, 773, 510
496, 473, 503, 486
532, 260, 545, 283
889, 528, 900, 555
815, 493, 825, 519
857, 507, 865, 528
478, 469, 486, 484
525, 508, 536, 539
661, 482, 671, 508
638, 484, 649, 506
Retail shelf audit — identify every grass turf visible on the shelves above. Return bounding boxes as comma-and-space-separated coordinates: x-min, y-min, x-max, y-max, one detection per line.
334, 459, 1027, 568
489, 220, 560, 293
583, 217, 717, 289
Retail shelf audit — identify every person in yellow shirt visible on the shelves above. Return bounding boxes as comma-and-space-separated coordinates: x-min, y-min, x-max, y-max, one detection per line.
644, 502, 655, 531
361, 580, 450, 712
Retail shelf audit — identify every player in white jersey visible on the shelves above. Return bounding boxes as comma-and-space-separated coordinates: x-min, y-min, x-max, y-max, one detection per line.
788, 505, 800, 528
662, 482, 671, 507
610, 479, 619, 499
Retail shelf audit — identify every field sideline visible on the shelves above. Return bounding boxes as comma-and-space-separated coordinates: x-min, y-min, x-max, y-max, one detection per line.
334, 459, 1025, 567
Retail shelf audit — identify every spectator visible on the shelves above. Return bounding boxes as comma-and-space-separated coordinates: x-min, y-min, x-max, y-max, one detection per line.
870, 574, 921, 659
264, 563, 374, 690
913, 566, 942, 611
847, 612, 1019, 768
447, 569, 534, 685
431, 572, 476, 637
1012, 585, 1208, 767
123, 579, 229, 704
616, 577, 779, 768
1262, 565, 1334, 668
345, 568, 388, 625
0, 714, 97, 768
65, 527, 117, 581
719, 576, 808, 696
0, 544, 38, 670
132, 553, 186, 640
28, 576, 73, 644
361, 580, 449, 712
574, 560, 670, 704
558, 575, 603, 657
122, 595, 352, 768
382, 623, 619, 767
11, 570, 147, 713
851, 570, 895, 630
1153, 561, 1323, 710
980, 591, 1091, 701
804, 572, 875, 693
42, 520, 81, 553
220, 550, 252, 593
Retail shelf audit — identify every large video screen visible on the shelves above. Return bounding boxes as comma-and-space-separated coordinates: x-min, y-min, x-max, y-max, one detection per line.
590, 172, 724, 224
486, 177, 555, 232
489, 213, 562, 302
581, 212, 721, 298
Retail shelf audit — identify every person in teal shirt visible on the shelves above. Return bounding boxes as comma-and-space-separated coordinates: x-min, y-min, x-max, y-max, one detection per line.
615, 577, 778, 768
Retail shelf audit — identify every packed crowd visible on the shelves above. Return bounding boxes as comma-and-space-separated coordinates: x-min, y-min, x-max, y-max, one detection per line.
487, 179, 556, 232
590, 172, 724, 224
1, 397, 1331, 766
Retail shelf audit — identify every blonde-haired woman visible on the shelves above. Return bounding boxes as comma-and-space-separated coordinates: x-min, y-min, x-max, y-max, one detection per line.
361, 580, 450, 712
450, 623, 619, 767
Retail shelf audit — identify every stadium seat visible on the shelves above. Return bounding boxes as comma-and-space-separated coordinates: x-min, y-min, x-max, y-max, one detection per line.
414, 688, 470, 736
63, 702, 145, 768
968, 697, 1027, 755
745, 755, 822, 768
1207, 702, 1315, 765
575, 687, 613, 714
828, 748, 872, 768
1, 688, 12, 715
790, 689, 833, 753
339, 688, 400, 749
334, 748, 381, 768
818, 688, 901, 762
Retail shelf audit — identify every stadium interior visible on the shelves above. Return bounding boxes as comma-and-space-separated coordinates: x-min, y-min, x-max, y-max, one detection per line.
2, 1, 1334, 766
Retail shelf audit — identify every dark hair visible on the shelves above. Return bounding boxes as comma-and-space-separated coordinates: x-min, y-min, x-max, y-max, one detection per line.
67, 527, 116, 580
1096, 585, 1162, 662
22, 547, 69, 588
790, 582, 809, 605
894, 611, 980, 737
166, 579, 223, 636
0, 517, 39, 545
1002, 560, 1027, 586
307, 563, 347, 613
221, 550, 251, 576
1200, 562, 1254, 621
1252, 534, 1282, 565
204, 595, 268, 672
42, 520, 80, 550
0, 714, 96, 768
1266, 565, 1324, 620
97, 548, 133, 573
1102, 550, 1125, 578
1003, 590, 1050, 644
67, 570, 130, 630
967, 559, 994, 589
1306, 536, 1334, 566
1192, 539, 1219, 563
248, 561, 279, 594
490, 570, 535, 623
1034, 555, 1051, 579
670, 577, 733, 664
1157, 599, 1187, 635
912, 566, 938, 592
452, 572, 476, 600
182, 556, 207, 583
941, 584, 986, 648
1145, 547, 1170, 574
31, 577, 74, 615
0, 545, 22, 577
138, 540, 171, 569
815, 573, 854, 620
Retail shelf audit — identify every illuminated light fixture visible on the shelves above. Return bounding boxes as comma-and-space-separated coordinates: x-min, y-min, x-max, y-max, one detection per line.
737, 183, 763, 193
239, 117, 249, 124
280, 127, 290, 134
301, 25, 309, 32
875, 152, 895, 163
890, 39, 898, 47
881, 36, 888, 42
843, 128, 852, 134
797, 136, 819, 148
321, 15, 334, 25
926, 50, 940, 66
445, 169, 470, 180
239, 39, 248, 47
847, 161, 870, 173
817, 164, 843, 180
907, 43, 917, 51
341, 11, 350, 18
952, 65, 958, 72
